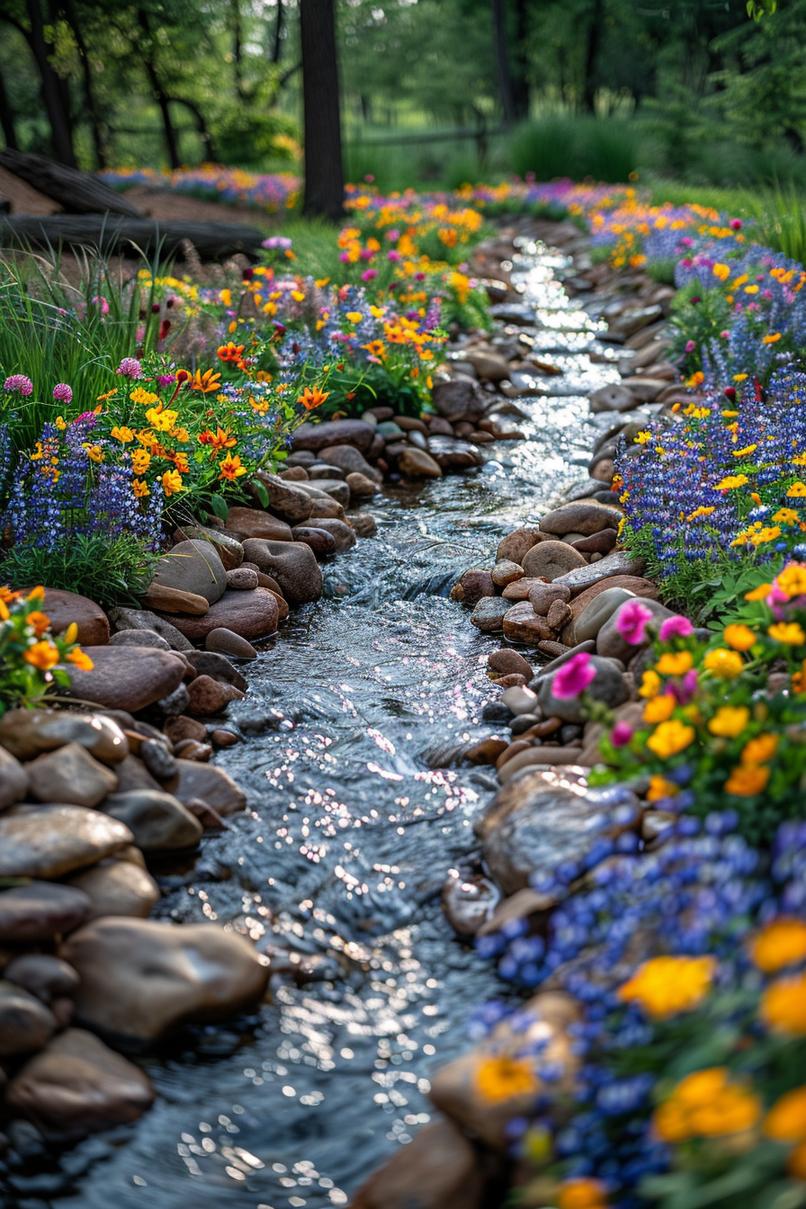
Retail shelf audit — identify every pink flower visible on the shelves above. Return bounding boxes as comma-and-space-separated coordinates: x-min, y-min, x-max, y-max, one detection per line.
116, 357, 142, 379
730, 218, 743, 230
52, 382, 73, 404
339, 251, 350, 263
610, 721, 634, 747
4, 374, 33, 396
658, 615, 694, 642
615, 600, 654, 646
387, 250, 402, 262
552, 652, 597, 700
670, 669, 698, 705
361, 269, 378, 282
685, 339, 696, 353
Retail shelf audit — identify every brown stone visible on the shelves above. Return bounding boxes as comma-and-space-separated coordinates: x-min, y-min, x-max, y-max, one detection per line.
170, 588, 280, 642
491, 559, 524, 587
0, 745, 28, 809
66, 647, 186, 713
502, 602, 553, 644
241, 539, 322, 605
496, 527, 544, 564
502, 576, 549, 601
527, 581, 572, 615
0, 804, 132, 879
0, 882, 91, 943
522, 540, 587, 581
487, 648, 533, 679
172, 760, 246, 816
225, 506, 293, 542
186, 675, 244, 718
450, 568, 495, 606
40, 589, 109, 646
143, 585, 210, 617
0, 710, 129, 765
68, 859, 160, 919
498, 746, 585, 782
26, 743, 117, 808
350, 1120, 483, 1209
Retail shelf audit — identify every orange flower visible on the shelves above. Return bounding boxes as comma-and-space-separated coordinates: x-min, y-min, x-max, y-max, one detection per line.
23, 640, 60, 671
298, 386, 330, 411
725, 764, 770, 796
132, 478, 150, 499
216, 341, 245, 363
26, 610, 51, 637
161, 469, 184, 497
188, 368, 222, 393
199, 427, 237, 453
219, 454, 247, 481
67, 647, 94, 671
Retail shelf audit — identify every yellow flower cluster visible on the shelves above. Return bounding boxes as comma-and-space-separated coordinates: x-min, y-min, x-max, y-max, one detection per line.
618, 956, 715, 1019
653, 1067, 761, 1143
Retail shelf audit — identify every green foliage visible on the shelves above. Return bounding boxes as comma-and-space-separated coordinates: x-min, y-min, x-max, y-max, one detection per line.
741, 186, 806, 264
510, 116, 640, 183
0, 534, 159, 610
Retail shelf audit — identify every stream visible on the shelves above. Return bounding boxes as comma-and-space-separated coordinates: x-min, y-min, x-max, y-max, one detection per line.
6, 236, 621, 1209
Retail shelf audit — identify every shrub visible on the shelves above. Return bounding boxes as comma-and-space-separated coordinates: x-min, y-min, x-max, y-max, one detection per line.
509, 116, 640, 184
0, 535, 158, 611
0, 585, 93, 714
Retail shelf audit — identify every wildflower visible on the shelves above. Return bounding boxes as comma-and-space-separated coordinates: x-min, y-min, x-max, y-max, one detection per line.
552, 652, 597, 699
130, 450, 151, 476
23, 640, 60, 671
83, 444, 104, 464
473, 1055, 538, 1103
161, 469, 184, 497
646, 719, 695, 758
219, 454, 247, 481
639, 669, 661, 698
618, 955, 715, 1018
769, 622, 805, 645
610, 721, 634, 747
189, 368, 222, 393
116, 357, 142, 379
745, 582, 772, 602
787, 482, 806, 498
66, 647, 94, 671
647, 774, 679, 801
725, 764, 770, 796
615, 600, 654, 646
715, 474, 749, 491
52, 382, 73, 404
653, 1068, 761, 1142
634, 430, 652, 444
298, 386, 330, 411
644, 695, 676, 724
761, 973, 806, 1035
656, 651, 693, 676
658, 615, 694, 641
132, 478, 150, 499
216, 342, 245, 363
741, 733, 778, 764
199, 427, 237, 453
130, 387, 160, 406
557, 1178, 610, 1209
111, 426, 134, 443
345, 311, 363, 323
723, 623, 756, 651
762, 332, 782, 344
764, 1087, 806, 1143
4, 374, 33, 396
708, 706, 750, 738
712, 263, 730, 281
703, 648, 744, 679
777, 565, 806, 596
751, 919, 806, 973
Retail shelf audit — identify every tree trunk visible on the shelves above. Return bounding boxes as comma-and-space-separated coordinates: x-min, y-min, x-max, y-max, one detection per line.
24, 0, 76, 165
61, 0, 108, 167
137, 10, 181, 169
582, 0, 604, 113
0, 148, 141, 214
172, 98, 217, 162
0, 70, 19, 150
300, 0, 344, 221
0, 214, 265, 259
231, 0, 245, 101
491, 0, 515, 125
271, 0, 284, 64
511, 0, 531, 122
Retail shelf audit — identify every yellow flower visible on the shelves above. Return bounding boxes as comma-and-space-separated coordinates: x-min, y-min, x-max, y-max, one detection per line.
130, 387, 159, 406
703, 648, 744, 679
63, 622, 78, 644
712, 263, 730, 281
751, 919, 806, 974
145, 406, 178, 433
219, 454, 247, 481
634, 431, 652, 445
639, 669, 662, 699
708, 706, 750, 738
764, 1087, 806, 1143
161, 469, 184, 497
777, 565, 806, 596
644, 695, 676, 724
111, 425, 134, 443
761, 973, 806, 1035
787, 481, 806, 498
646, 774, 679, 802
473, 1055, 538, 1103
715, 474, 749, 491
744, 582, 772, 602
66, 647, 94, 671
723, 623, 757, 651
653, 1068, 761, 1143
345, 311, 363, 323
732, 444, 758, 458
741, 733, 778, 764
131, 450, 151, 476
619, 956, 716, 1019
773, 508, 800, 526
762, 332, 782, 344
23, 640, 60, 671
655, 651, 693, 677
132, 478, 150, 499
646, 719, 695, 758
725, 764, 770, 796
557, 1178, 610, 1209
82, 444, 104, 464
769, 622, 805, 645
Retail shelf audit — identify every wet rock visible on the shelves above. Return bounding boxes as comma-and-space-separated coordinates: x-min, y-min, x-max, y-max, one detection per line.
301, 477, 350, 508
510, 712, 540, 734
61, 918, 270, 1045
431, 374, 486, 424
563, 575, 660, 642
142, 583, 210, 617
225, 566, 259, 591
7, 1028, 155, 1136
170, 588, 280, 642
301, 517, 356, 553
174, 740, 212, 763
110, 628, 171, 650
186, 674, 244, 718
589, 382, 637, 413
292, 418, 375, 454
430, 992, 580, 1150
539, 501, 623, 537
307, 495, 345, 519
397, 447, 443, 477
0, 709, 128, 764
0, 746, 28, 809
173, 525, 244, 571
26, 743, 118, 808
537, 654, 629, 723
241, 539, 322, 605
291, 526, 337, 557
522, 540, 587, 580
5, 956, 80, 1004
546, 599, 572, 630
205, 628, 257, 660
185, 650, 247, 690
502, 602, 553, 644
66, 647, 186, 713
173, 760, 246, 816
0, 982, 57, 1056
108, 607, 193, 652
0, 804, 132, 879
346, 470, 378, 499
164, 716, 207, 745
442, 870, 501, 936
573, 586, 638, 643
210, 729, 239, 748
553, 550, 645, 596
463, 737, 509, 764
224, 506, 293, 542
0, 883, 91, 943
427, 435, 483, 470
250, 472, 320, 523
155, 683, 190, 717
350, 513, 378, 538
464, 348, 511, 382
498, 745, 585, 782
470, 596, 511, 633
491, 559, 523, 587
502, 576, 548, 602
151, 538, 228, 605
527, 581, 571, 615
318, 443, 381, 481
500, 685, 539, 715
496, 527, 543, 565
68, 858, 159, 919
572, 528, 618, 556
596, 597, 675, 662
451, 568, 494, 606
103, 790, 203, 852
40, 589, 109, 646
350, 1119, 483, 1209
487, 648, 532, 679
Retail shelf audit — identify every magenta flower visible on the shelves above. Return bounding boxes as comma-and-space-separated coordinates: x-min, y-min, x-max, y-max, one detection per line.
116, 357, 142, 379
614, 600, 654, 646
387, 250, 402, 262
684, 339, 696, 354
4, 374, 33, 396
610, 721, 634, 747
670, 669, 698, 705
156, 373, 175, 388
552, 652, 597, 700
52, 382, 73, 404
658, 615, 694, 642
730, 218, 743, 230
361, 269, 378, 282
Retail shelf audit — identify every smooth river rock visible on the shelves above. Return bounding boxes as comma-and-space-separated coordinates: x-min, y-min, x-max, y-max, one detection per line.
66, 647, 187, 712
241, 539, 323, 605
0, 882, 91, 943
26, 742, 118, 807
350, 1119, 483, 1209
0, 710, 128, 764
40, 589, 110, 646
0, 804, 133, 879
539, 501, 623, 537
68, 857, 160, 919
0, 981, 57, 1056
0, 745, 28, 809
103, 789, 204, 852
522, 539, 587, 580
170, 588, 280, 641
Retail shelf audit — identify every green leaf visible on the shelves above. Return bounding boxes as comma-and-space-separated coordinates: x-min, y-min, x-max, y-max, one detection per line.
209, 493, 229, 521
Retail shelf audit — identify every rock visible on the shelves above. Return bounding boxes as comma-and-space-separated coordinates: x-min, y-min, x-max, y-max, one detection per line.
501, 576, 548, 602
537, 655, 629, 724
170, 588, 280, 642
496, 527, 543, 564
589, 383, 637, 413
572, 586, 638, 643
68, 858, 159, 919
108, 607, 193, 652
0, 709, 128, 764
61, 918, 270, 1045
307, 495, 345, 519
546, 599, 572, 630
205, 628, 257, 660
225, 566, 259, 591
241, 539, 322, 605
430, 992, 580, 1150
7, 1029, 155, 1136
39, 589, 109, 646
298, 477, 351, 508
0, 982, 57, 1056
563, 576, 660, 642
186, 674, 243, 717
173, 525, 244, 571
464, 348, 511, 382
0, 882, 91, 943
249, 472, 317, 522
346, 470, 378, 499
350, 512, 378, 538
350, 1119, 483, 1209
553, 550, 645, 596
164, 716, 207, 745
103, 789, 203, 852
397, 447, 443, 478
292, 418, 375, 454
66, 647, 186, 712
426, 435, 483, 470
491, 560, 523, 587
175, 740, 212, 763
318, 443, 381, 480
500, 685, 539, 716
470, 597, 511, 633
522, 540, 587, 580
142, 583, 209, 616
173, 760, 246, 816
431, 374, 485, 423
539, 501, 623, 537
572, 528, 618, 556
224, 507, 292, 542
527, 581, 572, 615
112, 754, 162, 794
487, 649, 532, 679
5, 955, 79, 1004
299, 517, 356, 553
502, 602, 553, 644
450, 568, 495, 606
185, 650, 247, 690
26, 743, 118, 808
596, 597, 675, 662
110, 628, 171, 650
0, 745, 28, 809
291, 526, 337, 557
151, 538, 228, 605
442, 870, 501, 936
498, 745, 585, 782
0, 804, 132, 879
138, 739, 176, 783
463, 737, 509, 764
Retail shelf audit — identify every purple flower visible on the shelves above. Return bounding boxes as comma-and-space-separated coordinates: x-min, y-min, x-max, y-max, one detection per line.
4, 374, 33, 396
614, 600, 654, 646
156, 374, 175, 388
658, 615, 694, 641
52, 382, 73, 404
361, 269, 378, 282
116, 357, 142, 379
261, 235, 292, 250
552, 652, 597, 700
610, 721, 634, 747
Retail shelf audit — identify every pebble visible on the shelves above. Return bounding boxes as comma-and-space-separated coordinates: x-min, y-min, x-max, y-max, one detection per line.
527, 581, 571, 615
491, 560, 523, 587
0, 982, 57, 1057
502, 602, 553, 644
205, 628, 258, 660
103, 789, 203, 852
0, 883, 91, 943
470, 597, 511, 633
500, 685, 539, 716
0, 804, 132, 879
225, 566, 259, 591
486, 648, 532, 679
0, 745, 28, 809
496, 527, 543, 564
186, 674, 245, 717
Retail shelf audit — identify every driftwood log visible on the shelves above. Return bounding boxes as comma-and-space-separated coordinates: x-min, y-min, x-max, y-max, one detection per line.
0, 215, 265, 260
0, 149, 141, 217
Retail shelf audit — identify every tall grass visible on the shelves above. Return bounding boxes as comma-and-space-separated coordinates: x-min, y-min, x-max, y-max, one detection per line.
648, 179, 806, 263
509, 116, 640, 183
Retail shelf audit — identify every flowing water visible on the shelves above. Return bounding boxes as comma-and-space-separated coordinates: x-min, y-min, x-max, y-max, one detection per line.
4, 237, 621, 1209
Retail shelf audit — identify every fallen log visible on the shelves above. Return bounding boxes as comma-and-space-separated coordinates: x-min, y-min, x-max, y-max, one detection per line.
0, 214, 265, 260
0, 149, 141, 217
